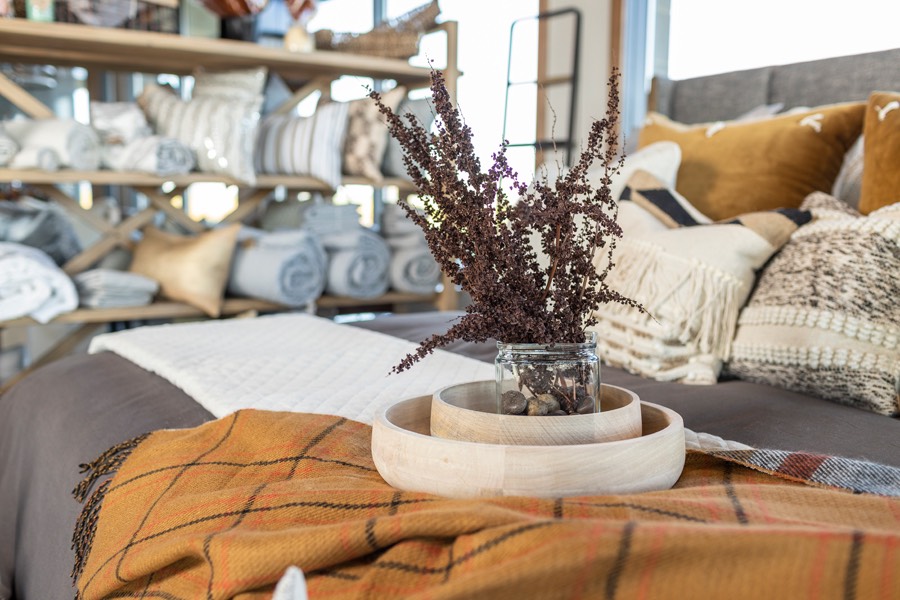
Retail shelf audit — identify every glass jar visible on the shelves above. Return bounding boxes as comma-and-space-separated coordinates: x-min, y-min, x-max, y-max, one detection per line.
495, 333, 600, 416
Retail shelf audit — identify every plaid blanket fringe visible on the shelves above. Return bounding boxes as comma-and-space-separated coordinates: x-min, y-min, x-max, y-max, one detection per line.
72, 410, 900, 600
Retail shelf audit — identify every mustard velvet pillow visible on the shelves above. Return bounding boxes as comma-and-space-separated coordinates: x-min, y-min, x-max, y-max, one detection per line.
129, 224, 240, 317
860, 91, 900, 214
638, 103, 865, 221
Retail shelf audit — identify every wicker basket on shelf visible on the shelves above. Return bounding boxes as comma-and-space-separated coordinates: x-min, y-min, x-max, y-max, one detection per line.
314, 0, 440, 59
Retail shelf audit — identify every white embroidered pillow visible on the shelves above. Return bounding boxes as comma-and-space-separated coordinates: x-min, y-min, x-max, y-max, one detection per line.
138, 84, 262, 184
727, 192, 900, 416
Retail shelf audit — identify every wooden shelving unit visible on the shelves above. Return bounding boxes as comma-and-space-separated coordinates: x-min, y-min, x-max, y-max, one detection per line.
0, 18, 461, 385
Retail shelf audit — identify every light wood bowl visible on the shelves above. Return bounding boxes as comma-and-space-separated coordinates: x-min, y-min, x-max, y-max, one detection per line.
431, 381, 643, 445
372, 395, 685, 498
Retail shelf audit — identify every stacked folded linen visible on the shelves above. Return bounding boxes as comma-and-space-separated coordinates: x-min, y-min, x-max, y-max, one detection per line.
228, 227, 327, 307
3, 118, 101, 170
320, 228, 390, 299
102, 135, 196, 177
73, 269, 159, 308
301, 203, 361, 237
0, 242, 77, 323
381, 203, 440, 294
0, 125, 18, 167
0, 198, 81, 265
91, 101, 196, 177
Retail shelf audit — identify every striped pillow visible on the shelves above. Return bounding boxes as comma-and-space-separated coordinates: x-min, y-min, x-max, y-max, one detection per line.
255, 102, 349, 190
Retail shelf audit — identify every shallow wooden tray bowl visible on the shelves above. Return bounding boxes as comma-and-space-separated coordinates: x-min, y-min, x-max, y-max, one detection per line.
431, 381, 643, 445
372, 395, 685, 498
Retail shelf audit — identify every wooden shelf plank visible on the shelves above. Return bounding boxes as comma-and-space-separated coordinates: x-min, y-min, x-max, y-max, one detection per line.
0, 293, 439, 327
0, 20, 433, 87
0, 169, 417, 192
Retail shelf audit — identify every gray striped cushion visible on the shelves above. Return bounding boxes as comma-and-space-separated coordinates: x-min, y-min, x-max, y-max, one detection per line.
255, 102, 349, 190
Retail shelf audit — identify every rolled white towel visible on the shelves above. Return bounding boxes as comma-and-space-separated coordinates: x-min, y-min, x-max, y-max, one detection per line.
0, 126, 18, 167
8, 147, 60, 172
4, 118, 101, 170
90, 101, 152, 145
389, 245, 441, 295
381, 202, 424, 237
0, 242, 77, 323
228, 227, 327, 307
321, 228, 390, 299
103, 135, 196, 176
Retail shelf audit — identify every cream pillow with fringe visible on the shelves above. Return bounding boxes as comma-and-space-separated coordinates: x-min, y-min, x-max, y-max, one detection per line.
590, 179, 810, 384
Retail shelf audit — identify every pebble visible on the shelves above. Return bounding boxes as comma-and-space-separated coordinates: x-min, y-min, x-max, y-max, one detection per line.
501, 390, 527, 415
536, 393, 560, 413
526, 397, 548, 416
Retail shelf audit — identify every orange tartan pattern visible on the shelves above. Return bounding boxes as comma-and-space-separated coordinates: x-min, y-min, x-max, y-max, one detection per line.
74, 409, 900, 600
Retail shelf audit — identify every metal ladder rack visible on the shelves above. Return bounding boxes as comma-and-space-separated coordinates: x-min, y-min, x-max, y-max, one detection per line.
502, 7, 581, 167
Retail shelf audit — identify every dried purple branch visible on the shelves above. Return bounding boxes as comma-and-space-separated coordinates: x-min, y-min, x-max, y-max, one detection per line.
371, 68, 641, 373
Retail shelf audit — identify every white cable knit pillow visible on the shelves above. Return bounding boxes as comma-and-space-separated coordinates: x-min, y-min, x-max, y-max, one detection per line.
727, 192, 900, 415
590, 172, 810, 384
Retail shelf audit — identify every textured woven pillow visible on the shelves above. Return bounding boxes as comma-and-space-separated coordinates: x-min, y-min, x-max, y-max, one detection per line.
191, 67, 268, 101
590, 178, 810, 384
138, 84, 262, 184
859, 91, 900, 215
382, 97, 435, 178
727, 192, 900, 416
638, 103, 865, 221
255, 102, 350, 190
342, 86, 406, 180
129, 224, 240, 317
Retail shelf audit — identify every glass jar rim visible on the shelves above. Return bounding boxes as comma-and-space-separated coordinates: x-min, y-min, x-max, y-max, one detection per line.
496, 331, 597, 352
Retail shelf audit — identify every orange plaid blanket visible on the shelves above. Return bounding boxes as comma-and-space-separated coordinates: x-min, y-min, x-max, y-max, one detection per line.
73, 410, 900, 600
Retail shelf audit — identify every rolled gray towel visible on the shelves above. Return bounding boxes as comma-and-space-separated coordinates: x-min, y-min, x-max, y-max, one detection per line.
321, 228, 390, 299
389, 245, 440, 295
4, 118, 101, 170
103, 135, 196, 176
228, 228, 327, 307
0, 126, 18, 167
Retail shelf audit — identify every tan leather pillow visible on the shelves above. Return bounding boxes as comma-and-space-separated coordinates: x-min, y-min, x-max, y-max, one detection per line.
129, 224, 240, 317
860, 91, 900, 214
638, 103, 865, 221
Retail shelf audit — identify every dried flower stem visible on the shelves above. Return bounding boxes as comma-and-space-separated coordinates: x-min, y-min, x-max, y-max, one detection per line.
371, 68, 640, 373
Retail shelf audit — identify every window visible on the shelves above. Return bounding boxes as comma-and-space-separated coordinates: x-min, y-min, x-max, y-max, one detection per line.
663, 0, 900, 80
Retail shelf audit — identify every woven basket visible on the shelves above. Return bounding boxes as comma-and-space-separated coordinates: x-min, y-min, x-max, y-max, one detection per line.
315, 0, 440, 59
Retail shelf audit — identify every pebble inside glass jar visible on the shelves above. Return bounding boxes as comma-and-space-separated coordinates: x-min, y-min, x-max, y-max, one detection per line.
495, 333, 600, 416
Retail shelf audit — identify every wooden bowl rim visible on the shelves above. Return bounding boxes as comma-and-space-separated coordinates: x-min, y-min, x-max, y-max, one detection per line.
433, 380, 639, 421
379, 395, 683, 451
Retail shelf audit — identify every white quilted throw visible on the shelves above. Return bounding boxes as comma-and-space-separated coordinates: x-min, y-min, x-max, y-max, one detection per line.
88, 314, 494, 424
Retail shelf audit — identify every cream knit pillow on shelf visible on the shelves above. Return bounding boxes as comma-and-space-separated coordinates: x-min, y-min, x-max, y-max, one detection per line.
590, 172, 810, 385
727, 192, 900, 416
342, 86, 406, 181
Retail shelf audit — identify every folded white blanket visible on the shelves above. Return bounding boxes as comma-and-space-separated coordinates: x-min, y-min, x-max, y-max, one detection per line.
4, 118, 101, 170
381, 202, 423, 237
0, 126, 18, 167
302, 204, 361, 237
321, 228, 390, 298
228, 228, 327, 307
0, 242, 77, 323
89, 101, 152, 145
8, 147, 60, 171
88, 313, 495, 423
102, 135, 196, 176
388, 245, 440, 295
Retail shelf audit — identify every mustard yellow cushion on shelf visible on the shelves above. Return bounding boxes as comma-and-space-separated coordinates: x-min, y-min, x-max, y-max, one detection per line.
860, 91, 900, 214
638, 103, 865, 221
129, 224, 240, 318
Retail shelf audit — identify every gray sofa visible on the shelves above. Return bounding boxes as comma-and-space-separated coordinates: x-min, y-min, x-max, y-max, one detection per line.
650, 47, 900, 123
